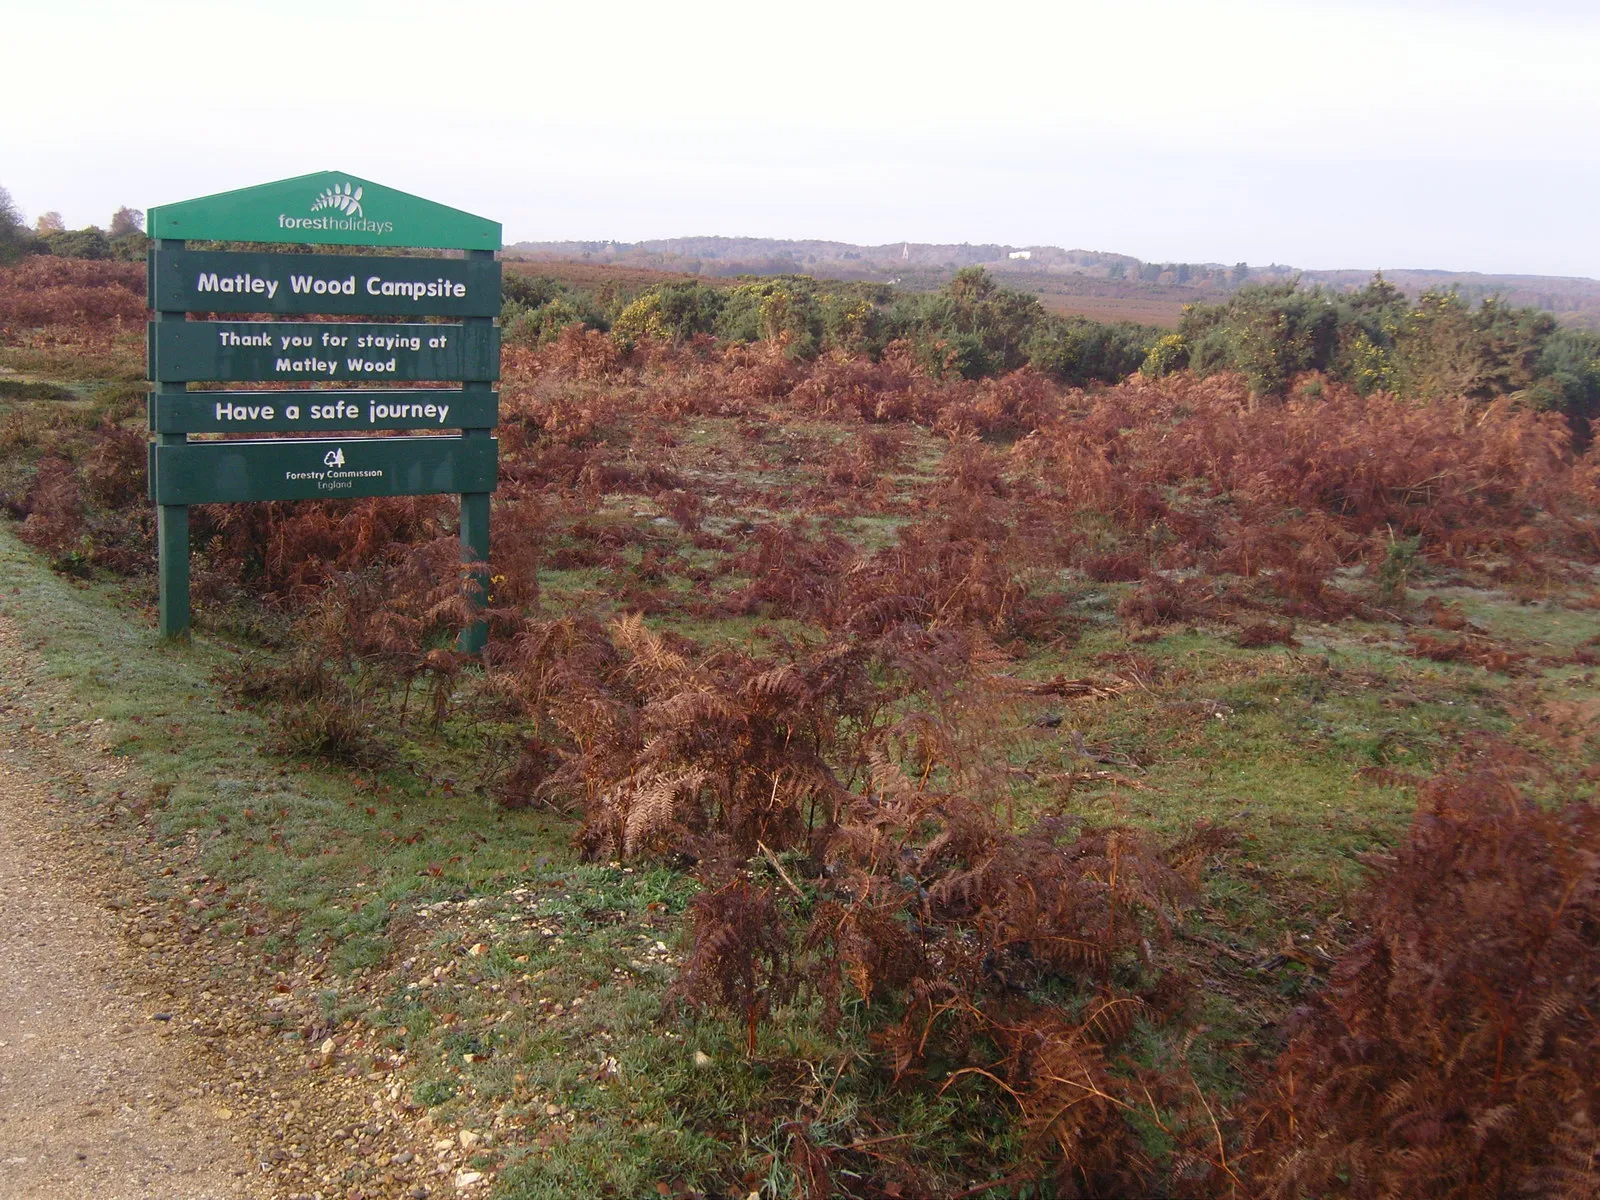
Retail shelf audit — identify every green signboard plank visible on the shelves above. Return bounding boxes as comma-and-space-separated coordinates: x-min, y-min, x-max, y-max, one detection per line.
150, 390, 498, 434
152, 436, 498, 505
150, 320, 499, 382
150, 249, 501, 317
148, 172, 501, 251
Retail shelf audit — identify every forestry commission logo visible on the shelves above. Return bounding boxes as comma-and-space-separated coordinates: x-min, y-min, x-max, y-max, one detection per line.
323, 447, 346, 468
311, 182, 364, 218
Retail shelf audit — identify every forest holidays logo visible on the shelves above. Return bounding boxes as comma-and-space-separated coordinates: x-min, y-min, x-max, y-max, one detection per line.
312, 182, 363, 218
278, 180, 395, 236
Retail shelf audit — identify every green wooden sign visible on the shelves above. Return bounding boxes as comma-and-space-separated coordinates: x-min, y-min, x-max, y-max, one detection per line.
150, 249, 501, 317
150, 390, 499, 434
148, 171, 501, 251
147, 173, 501, 649
151, 436, 498, 505
150, 320, 499, 382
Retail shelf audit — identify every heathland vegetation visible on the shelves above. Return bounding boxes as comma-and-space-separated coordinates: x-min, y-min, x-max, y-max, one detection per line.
503, 262, 1600, 425
1, 240, 1598, 1198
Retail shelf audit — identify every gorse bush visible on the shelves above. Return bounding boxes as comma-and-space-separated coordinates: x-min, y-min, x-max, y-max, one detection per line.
501, 272, 608, 346
507, 264, 1160, 386
1174, 274, 1600, 424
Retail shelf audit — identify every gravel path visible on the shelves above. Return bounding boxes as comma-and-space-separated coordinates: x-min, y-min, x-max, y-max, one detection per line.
0, 603, 447, 1200
0, 751, 254, 1197
0, 639, 252, 1197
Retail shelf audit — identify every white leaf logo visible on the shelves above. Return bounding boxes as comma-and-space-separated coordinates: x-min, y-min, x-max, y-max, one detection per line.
310, 182, 364, 219
323, 448, 345, 468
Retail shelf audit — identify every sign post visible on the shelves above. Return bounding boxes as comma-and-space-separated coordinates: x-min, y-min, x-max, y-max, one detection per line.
145, 172, 502, 646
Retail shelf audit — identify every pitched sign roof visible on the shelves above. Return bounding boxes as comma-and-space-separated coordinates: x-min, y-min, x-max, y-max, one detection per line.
147, 171, 501, 251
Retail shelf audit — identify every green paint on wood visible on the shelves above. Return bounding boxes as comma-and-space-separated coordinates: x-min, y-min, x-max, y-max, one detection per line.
157, 501, 189, 638
457, 488, 491, 655
150, 249, 501, 317
151, 320, 499, 382
148, 171, 500, 250
144, 181, 502, 644
150, 390, 498, 434
152, 436, 498, 505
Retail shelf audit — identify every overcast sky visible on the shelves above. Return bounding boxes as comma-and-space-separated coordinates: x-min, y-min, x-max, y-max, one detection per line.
5, 0, 1599, 277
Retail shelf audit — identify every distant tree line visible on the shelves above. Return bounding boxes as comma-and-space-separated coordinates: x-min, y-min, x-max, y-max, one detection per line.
0, 185, 148, 264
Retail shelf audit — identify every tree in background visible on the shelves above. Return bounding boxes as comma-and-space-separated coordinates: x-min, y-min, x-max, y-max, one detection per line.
611, 281, 725, 346
34, 211, 65, 235
109, 207, 143, 238
652, 281, 727, 342
1173, 273, 1597, 433
106, 206, 149, 262
819, 288, 893, 357
0, 186, 32, 264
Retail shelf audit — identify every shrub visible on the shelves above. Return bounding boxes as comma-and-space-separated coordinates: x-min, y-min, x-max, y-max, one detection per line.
1016, 372, 1586, 585
1141, 332, 1190, 377
0, 256, 145, 331
1246, 746, 1600, 1199
81, 424, 146, 508
42, 227, 112, 260
269, 689, 392, 769
15, 457, 87, 565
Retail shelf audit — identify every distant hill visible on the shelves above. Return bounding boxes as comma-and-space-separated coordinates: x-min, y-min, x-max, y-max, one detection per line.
507, 237, 1600, 331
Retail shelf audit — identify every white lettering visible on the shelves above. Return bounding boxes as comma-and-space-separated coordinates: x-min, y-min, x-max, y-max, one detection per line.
273, 357, 340, 375
289, 275, 356, 296
364, 276, 469, 300
210, 402, 276, 422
